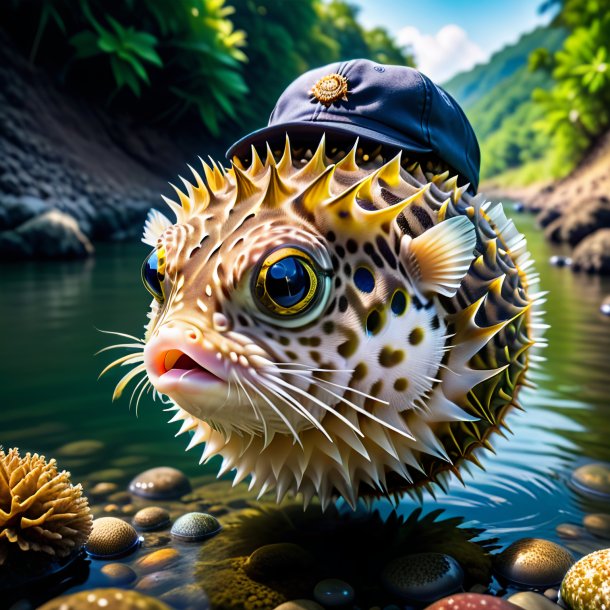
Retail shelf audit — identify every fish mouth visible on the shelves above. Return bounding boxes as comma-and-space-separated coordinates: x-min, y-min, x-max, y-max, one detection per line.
145, 340, 227, 396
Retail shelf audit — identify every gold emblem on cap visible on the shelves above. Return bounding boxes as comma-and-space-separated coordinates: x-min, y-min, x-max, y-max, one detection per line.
309, 73, 349, 105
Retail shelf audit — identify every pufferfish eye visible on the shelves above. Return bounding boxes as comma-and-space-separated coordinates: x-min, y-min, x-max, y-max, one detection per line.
254, 247, 328, 320
141, 247, 166, 302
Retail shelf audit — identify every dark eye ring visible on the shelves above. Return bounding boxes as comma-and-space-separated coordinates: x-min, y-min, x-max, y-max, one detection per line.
141, 247, 166, 302
254, 247, 322, 317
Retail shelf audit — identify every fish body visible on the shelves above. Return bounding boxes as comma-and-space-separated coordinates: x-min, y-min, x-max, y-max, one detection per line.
105, 135, 544, 509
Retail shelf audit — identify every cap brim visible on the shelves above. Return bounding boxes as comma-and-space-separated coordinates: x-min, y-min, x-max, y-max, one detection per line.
225, 120, 433, 161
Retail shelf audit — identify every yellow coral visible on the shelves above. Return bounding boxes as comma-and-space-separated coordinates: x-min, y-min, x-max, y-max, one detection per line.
0, 447, 92, 565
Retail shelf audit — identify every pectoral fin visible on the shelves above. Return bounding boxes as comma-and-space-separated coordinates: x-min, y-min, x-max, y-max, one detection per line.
142, 209, 172, 247
401, 215, 477, 297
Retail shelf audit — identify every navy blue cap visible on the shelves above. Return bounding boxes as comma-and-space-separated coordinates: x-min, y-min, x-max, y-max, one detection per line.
225, 59, 480, 192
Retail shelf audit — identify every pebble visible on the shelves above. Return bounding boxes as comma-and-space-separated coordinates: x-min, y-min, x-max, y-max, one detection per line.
108, 491, 132, 505
380, 553, 463, 603
133, 506, 171, 531
583, 513, 610, 539
274, 601, 324, 610
244, 543, 314, 580
160, 584, 210, 610
89, 482, 118, 498
136, 570, 182, 594
313, 579, 355, 607
99, 563, 137, 586
85, 517, 141, 559
600, 296, 610, 316
556, 523, 585, 540
129, 466, 191, 500
570, 462, 610, 499
424, 593, 521, 609
37, 588, 172, 609
560, 548, 610, 610
513, 202, 525, 212
56, 440, 104, 457
88, 468, 125, 482
170, 512, 221, 541
135, 548, 180, 573
493, 538, 574, 588
507, 591, 559, 610
543, 588, 558, 601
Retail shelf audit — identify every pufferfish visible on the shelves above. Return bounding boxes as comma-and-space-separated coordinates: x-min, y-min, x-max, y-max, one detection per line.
102, 134, 545, 509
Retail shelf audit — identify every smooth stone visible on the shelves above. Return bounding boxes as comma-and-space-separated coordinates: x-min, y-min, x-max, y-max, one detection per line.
136, 570, 182, 594
135, 548, 180, 573
111, 455, 147, 468
549, 255, 572, 267
381, 553, 463, 603
313, 579, 355, 607
600, 297, 610, 316
38, 588, 172, 609
560, 548, 610, 610
160, 584, 210, 610
99, 563, 137, 586
170, 512, 221, 541
556, 523, 585, 540
85, 517, 140, 559
583, 513, 610, 539
89, 482, 118, 498
108, 491, 132, 505
274, 601, 325, 610
493, 538, 574, 588
129, 466, 191, 500
544, 588, 558, 601
88, 468, 125, 482
244, 543, 314, 580
571, 462, 610, 499
56, 440, 104, 457
507, 591, 559, 610
133, 506, 171, 531
424, 593, 521, 609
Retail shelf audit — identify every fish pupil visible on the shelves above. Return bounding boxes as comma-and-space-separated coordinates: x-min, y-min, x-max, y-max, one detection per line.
266, 257, 310, 308
143, 251, 163, 299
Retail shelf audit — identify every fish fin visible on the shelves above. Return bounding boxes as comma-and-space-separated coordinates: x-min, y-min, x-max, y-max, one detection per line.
403, 215, 476, 297
142, 208, 172, 247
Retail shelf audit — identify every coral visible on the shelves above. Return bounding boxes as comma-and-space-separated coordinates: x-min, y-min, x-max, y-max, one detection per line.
0, 447, 92, 565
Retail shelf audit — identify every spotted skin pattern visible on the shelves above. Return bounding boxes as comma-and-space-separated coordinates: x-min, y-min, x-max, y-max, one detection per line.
103, 134, 545, 509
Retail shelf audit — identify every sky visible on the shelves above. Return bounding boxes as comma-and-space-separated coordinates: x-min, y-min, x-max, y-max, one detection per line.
351, 0, 554, 82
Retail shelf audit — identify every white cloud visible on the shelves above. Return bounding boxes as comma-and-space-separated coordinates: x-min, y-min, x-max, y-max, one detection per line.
397, 24, 487, 83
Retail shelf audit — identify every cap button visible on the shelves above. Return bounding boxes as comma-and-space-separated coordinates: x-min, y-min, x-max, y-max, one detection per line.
309, 73, 349, 106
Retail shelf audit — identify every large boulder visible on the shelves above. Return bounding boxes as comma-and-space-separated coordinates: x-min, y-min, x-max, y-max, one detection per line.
572, 228, 610, 274
0, 209, 94, 259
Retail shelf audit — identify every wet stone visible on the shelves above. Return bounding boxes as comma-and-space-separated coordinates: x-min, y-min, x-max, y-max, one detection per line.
570, 462, 610, 500
313, 579, 355, 607
493, 538, 574, 589
133, 506, 171, 531
108, 491, 132, 505
274, 601, 324, 610
56, 440, 104, 457
583, 513, 610, 539
38, 588, 172, 610
88, 468, 125, 483
560, 548, 610, 610
99, 563, 137, 586
160, 584, 210, 610
556, 523, 585, 540
135, 548, 180, 573
89, 482, 118, 499
129, 466, 191, 500
507, 591, 560, 610
549, 255, 572, 268
424, 593, 521, 609
380, 552, 463, 603
600, 296, 610, 316
136, 570, 182, 594
544, 588, 558, 601
85, 517, 141, 559
170, 512, 221, 541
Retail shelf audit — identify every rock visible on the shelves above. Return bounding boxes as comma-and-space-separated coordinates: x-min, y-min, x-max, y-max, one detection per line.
493, 538, 574, 589
89, 482, 119, 499
129, 466, 191, 500
0, 194, 48, 230
136, 570, 182, 594
133, 506, 171, 531
556, 523, 585, 540
56, 440, 104, 458
570, 462, 610, 499
2, 209, 94, 260
160, 584, 210, 610
560, 548, 610, 610
549, 255, 572, 268
544, 588, 558, 601
244, 543, 314, 581
312, 579, 355, 607
424, 593, 521, 609
274, 601, 324, 610
107, 491, 132, 505
600, 296, 610, 316
537, 207, 561, 228
583, 513, 610, 539
135, 548, 180, 573
171, 512, 221, 541
99, 563, 137, 586
38, 588, 172, 609
85, 517, 140, 559
88, 468, 125, 483
572, 229, 610, 274
507, 591, 559, 610
380, 553, 463, 603
558, 196, 610, 246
